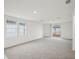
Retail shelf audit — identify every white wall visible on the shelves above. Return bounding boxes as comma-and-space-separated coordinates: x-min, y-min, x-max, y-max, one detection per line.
27, 21, 43, 40
72, 16, 75, 50
61, 21, 73, 39
4, 54, 8, 59
43, 24, 51, 37
4, 15, 43, 48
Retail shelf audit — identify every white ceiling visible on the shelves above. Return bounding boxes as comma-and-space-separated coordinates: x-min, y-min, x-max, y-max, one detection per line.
4, 0, 75, 22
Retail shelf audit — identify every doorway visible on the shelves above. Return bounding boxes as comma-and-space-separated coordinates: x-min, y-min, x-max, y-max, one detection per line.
51, 25, 61, 37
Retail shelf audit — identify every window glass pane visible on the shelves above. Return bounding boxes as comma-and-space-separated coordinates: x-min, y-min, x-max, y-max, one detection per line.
7, 24, 16, 29
6, 20, 17, 37
19, 23, 25, 35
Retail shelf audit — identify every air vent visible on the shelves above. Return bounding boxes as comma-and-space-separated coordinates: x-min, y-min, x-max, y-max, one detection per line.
66, 0, 70, 4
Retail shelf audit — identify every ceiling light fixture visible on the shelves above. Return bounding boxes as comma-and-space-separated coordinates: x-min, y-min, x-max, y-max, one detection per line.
33, 11, 37, 14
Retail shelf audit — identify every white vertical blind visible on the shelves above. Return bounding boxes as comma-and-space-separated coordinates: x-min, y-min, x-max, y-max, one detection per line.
6, 20, 26, 38
19, 23, 25, 35
6, 20, 17, 37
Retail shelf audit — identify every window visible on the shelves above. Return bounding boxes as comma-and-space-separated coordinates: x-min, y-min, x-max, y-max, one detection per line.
53, 25, 61, 33
6, 20, 17, 37
53, 25, 61, 37
19, 23, 25, 35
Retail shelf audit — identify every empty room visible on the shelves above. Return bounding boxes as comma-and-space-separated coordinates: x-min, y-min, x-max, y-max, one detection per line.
4, 0, 75, 59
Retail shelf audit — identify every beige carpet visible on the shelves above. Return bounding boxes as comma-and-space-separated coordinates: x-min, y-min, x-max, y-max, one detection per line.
5, 37, 75, 59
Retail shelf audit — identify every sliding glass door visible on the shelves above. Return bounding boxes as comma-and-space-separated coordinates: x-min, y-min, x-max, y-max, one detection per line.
52, 25, 61, 37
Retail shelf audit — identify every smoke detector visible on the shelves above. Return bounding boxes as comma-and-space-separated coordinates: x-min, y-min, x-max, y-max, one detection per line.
66, 0, 71, 4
